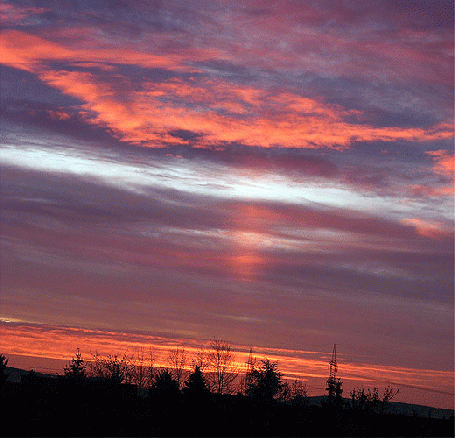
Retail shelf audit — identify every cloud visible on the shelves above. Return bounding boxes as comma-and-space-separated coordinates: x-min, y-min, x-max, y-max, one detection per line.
401, 218, 453, 239
0, 28, 202, 72
0, 2, 48, 26
1, 162, 452, 304
426, 150, 455, 177
408, 150, 455, 198
198, 0, 453, 84
1, 27, 452, 150
382, 0, 454, 30
410, 184, 454, 198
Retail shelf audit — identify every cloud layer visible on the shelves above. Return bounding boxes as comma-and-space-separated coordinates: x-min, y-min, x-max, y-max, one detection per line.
0, 0, 453, 408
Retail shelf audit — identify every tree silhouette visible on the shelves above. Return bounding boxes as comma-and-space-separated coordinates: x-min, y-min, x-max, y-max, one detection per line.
2, 344, 452, 437
326, 376, 343, 405
350, 387, 376, 412
167, 347, 187, 388
151, 369, 180, 400
63, 348, 86, 384
89, 352, 131, 385
207, 338, 238, 395
183, 365, 210, 400
382, 386, 399, 403
350, 386, 399, 414
191, 347, 208, 371
0, 353, 9, 390
279, 379, 308, 406
240, 348, 257, 394
246, 358, 282, 403
130, 347, 154, 389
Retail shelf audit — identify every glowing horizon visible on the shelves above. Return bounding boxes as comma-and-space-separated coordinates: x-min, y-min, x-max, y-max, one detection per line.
1, 321, 453, 409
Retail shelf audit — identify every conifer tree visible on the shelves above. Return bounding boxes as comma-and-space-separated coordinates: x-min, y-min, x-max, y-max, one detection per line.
246, 358, 282, 402
183, 365, 209, 399
0, 353, 9, 389
63, 348, 86, 384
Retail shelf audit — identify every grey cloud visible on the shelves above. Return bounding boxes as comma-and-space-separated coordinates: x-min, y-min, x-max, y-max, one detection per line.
2, 164, 452, 303
0, 66, 82, 106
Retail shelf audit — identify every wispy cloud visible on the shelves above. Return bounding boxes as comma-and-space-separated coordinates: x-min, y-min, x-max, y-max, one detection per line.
1, 21, 452, 149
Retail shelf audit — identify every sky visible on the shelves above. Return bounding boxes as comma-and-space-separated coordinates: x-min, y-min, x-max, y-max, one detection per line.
0, 0, 453, 409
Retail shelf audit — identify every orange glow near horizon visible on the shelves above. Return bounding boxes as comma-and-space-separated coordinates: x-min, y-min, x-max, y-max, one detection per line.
1, 321, 453, 408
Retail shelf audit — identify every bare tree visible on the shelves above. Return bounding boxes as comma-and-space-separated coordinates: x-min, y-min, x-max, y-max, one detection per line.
89, 352, 132, 385
240, 348, 256, 394
290, 379, 308, 406
191, 347, 208, 371
279, 379, 308, 405
382, 386, 399, 403
167, 347, 187, 388
131, 347, 155, 389
207, 338, 238, 395
381, 386, 399, 413
350, 386, 399, 414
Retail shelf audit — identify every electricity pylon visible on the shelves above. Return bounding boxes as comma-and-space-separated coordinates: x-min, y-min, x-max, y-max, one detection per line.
329, 343, 337, 379
326, 343, 342, 402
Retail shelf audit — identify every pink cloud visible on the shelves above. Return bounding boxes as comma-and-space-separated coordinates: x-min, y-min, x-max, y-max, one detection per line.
410, 184, 454, 198
401, 218, 453, 239
1, 29, 452, 149
426, 150, 455, 177
0, 29, 208, 72
410, 150, 455, 198
210, 1, 453, 86
0, 2, 48, 25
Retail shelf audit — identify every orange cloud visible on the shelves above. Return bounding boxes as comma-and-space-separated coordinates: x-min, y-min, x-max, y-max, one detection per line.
410, 150, 454, 198
47, 109, 71, 120
1, 29, 453, 149
31, 71, 455, 149
426, 150, 455, 177
0, 29, 203, 72
410, 184, 454, 198
401, 218, 452, 239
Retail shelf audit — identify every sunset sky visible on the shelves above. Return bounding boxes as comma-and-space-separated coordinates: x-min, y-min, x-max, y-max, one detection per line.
0, 0, 453, 409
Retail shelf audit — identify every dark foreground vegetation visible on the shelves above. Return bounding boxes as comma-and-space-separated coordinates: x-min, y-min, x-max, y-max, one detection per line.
1, 347, 453, 437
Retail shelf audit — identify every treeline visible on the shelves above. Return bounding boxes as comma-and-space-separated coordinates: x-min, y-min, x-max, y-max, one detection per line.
60, 340, 309, 403
0, 345, 453, 436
